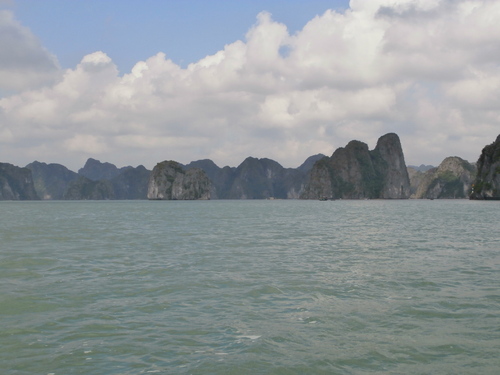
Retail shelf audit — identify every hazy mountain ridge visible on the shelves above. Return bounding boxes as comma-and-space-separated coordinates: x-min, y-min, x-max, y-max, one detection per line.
78, 158, 128, 181
408, 164, 435, 172
2, 133, 499, 200
26, 159, 152, 200
9, 153, 324, 200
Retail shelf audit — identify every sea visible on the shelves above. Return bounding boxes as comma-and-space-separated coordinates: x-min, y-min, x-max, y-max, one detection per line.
1, 199, 499, 374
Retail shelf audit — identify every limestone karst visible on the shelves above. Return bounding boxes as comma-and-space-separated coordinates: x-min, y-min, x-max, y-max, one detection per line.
147, 161, 212, 200
470, 134, 500, 200
301, 133, 411, 199
408, 157, 476, 199
3, 132, 495, 201
0, 163, 39, 200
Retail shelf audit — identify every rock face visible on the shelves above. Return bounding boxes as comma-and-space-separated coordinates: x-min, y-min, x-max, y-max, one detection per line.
407, 167, 426, 198
375, 133, 411, 198
110, 165, 151, 199
410, 157, 476, 199
300, 157, 333, 199
26, 161, 79, 199
63, 176, 115, 200
301, 133, 410, 199
470, 134, 500, 199
147, 161, 211, 200
0, 163, 39, 200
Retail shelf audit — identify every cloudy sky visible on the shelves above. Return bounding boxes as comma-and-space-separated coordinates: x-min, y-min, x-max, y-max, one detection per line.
1, 0, 499, 171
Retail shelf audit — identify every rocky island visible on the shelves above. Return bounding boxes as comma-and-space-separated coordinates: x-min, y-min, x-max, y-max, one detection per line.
408, 157, 476, 199
301, 133, 410, 199
3, 132, 499, 201
147, 161, 212, 200
470, 134, 500, 200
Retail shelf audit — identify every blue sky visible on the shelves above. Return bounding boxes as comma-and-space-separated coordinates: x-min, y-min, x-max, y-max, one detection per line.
1, 0, 499, 171
11, 0, 348, 73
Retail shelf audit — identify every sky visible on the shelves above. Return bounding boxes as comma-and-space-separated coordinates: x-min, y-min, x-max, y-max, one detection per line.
1, 0, 499, 171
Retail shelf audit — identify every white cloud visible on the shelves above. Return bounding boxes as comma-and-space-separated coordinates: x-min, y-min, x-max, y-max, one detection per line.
64, 134, 108, 154
1, 1, 500, 170
445, 67, 500, 110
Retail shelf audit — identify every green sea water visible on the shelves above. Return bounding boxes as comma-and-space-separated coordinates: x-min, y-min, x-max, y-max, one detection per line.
1, 199, 499, 374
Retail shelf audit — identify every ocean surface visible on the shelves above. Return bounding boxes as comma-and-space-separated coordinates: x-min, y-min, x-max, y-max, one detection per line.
1, 199, 499, 374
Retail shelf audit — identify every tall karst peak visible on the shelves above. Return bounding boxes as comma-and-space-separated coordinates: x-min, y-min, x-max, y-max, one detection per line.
301, 133, 410, 199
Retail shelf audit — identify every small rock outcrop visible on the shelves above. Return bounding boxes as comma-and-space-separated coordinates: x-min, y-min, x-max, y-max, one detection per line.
0, 163, 39, 200
410, 157, 476, 199
147, 161, 211, 200
301, 133, 410, 199
470, 134, 500, 199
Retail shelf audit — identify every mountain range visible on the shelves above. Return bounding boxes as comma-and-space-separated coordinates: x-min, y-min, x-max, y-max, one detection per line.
1, 133, 499, 200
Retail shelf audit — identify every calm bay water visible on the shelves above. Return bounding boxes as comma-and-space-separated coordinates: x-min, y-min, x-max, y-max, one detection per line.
1, 199, 499, 374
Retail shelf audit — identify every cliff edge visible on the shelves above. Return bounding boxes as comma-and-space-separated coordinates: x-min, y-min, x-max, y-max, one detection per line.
470, 134, 500, 199
0, 163, 39, 200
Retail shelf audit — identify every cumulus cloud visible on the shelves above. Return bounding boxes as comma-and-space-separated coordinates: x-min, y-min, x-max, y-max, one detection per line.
0, 10, 60, 93
1, 0, 500, 170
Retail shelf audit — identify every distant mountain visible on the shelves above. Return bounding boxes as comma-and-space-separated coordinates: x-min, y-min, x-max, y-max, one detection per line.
12, 136, 486, 201
301, 133, 410, 199
0, 163, 39, 200
78, 158, 126, 181
408, 164, 434, 172
409, 157, 476, 199
183, 159, 222, 182
110, 165, 151, 199
297, 154, 326, 173
470, 134, 500, 200
183, 156, 313, 199
10, 152, 381, 200
225, 157, 304, 199
24, 158, 151, 200
26, 161, 79, 199
72, 159, 151, 200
